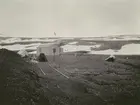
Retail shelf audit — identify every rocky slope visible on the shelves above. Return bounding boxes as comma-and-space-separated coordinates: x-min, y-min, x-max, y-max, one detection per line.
0, 49, 50, 105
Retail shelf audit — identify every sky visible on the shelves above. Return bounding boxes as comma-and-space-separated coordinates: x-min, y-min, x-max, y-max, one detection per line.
0, 0, 139, 37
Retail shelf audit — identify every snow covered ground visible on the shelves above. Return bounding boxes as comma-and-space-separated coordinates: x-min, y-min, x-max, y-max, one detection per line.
61, 43, 140, 55
0, 36, 140, 55
1, 42, 139, 55
60, 37, 74, 40
61, 44, 101, 52
0, 38, 22, 44
0, 37, 57, 44
89, 44, 140, 55
0, 43, 41, 51
68, 41, 78, 45
81, 36, 140, 41
29, 51, 37, 54
81, 38, 140, 41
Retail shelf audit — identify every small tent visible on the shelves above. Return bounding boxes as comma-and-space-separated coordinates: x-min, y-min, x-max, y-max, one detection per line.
105, 54, 116, 62
18, 49, 28, 57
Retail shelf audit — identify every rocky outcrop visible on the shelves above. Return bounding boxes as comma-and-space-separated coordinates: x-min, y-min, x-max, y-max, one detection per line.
0, 49, 50, 105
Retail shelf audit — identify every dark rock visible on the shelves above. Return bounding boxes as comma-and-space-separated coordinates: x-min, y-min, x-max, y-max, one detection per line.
0, 49, 50, 105
37, 53, 48, 62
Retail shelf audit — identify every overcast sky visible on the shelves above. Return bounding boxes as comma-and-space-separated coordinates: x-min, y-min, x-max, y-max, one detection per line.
0, 0, 139, 37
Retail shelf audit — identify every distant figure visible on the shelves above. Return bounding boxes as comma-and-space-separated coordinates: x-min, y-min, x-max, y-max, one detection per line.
105, 54, 116, 62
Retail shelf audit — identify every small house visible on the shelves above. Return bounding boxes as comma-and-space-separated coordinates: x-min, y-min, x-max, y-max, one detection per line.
37, 43, 63, 56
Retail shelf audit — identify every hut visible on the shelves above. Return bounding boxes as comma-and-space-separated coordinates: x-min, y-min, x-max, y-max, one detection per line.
37, 43, 63, 56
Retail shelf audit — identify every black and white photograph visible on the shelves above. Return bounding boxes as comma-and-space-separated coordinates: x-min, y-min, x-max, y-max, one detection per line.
0, 0, 140, 105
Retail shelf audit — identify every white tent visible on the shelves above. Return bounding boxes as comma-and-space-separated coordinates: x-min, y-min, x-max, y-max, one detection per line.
18, 49, 29, 57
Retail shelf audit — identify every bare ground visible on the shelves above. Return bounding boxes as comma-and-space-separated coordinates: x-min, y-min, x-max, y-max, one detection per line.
37, 54, 140, 105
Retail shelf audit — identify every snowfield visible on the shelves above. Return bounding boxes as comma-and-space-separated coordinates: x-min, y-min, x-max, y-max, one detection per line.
0, 37, 57, 44
89, 49, 116, 55
89, 44, 140, 55
1, 36, 140, 55
29, 51, 37, 54
81, 36, 140, 41
61, 44, 101, 52
61, 43, 140, 55
60, 37, 74, 40
0, 38, 22, 44
0, 43, 41, 51
68, 41, 78, 45
1, 42, 140, 55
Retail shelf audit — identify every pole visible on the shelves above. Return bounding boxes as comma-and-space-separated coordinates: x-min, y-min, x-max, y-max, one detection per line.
53, 53, 55, 62
53, 48, 56, 62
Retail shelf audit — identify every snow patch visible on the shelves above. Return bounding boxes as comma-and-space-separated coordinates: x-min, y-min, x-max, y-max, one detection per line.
29, 51, 37, 54
60, 37, 74, 40
68, 41, 78, 45
89, 49, 116, 55
117, 44, 140, 55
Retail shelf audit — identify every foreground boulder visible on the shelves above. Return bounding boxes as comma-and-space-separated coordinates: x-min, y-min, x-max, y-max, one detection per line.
0, 49, 50, 105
